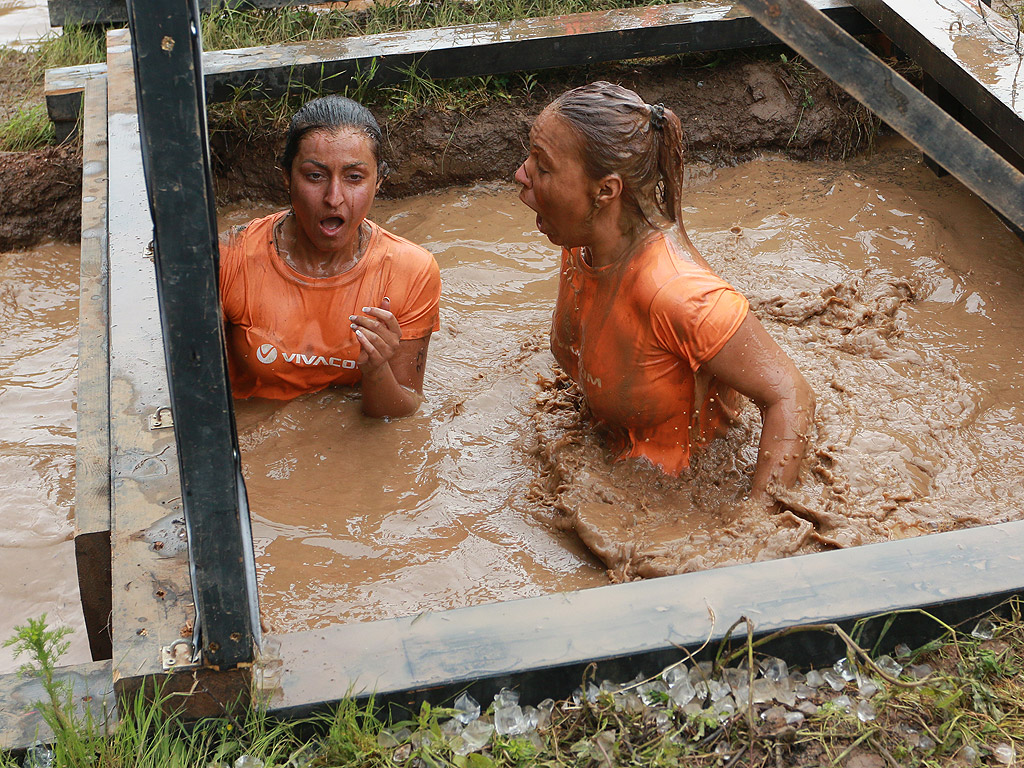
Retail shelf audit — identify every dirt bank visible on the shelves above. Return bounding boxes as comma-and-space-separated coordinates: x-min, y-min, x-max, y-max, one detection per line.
212, 56, 875, 206
0, 143, 82, 252
0, 54, 877, 249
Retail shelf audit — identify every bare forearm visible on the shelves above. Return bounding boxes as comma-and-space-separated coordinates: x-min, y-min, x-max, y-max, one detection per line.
360, 364, 422, 418
750, 383, 815, 498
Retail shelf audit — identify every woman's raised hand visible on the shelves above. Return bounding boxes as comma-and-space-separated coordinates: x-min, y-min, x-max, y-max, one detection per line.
350, 297, 402, 376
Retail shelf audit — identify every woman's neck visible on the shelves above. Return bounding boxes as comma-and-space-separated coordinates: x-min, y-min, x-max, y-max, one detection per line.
276, 212, 366, 278
584, 221, 656, 269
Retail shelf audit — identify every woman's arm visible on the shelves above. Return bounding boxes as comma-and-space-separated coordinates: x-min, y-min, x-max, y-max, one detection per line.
351, 297, 430, 418
700, 312, 816, 500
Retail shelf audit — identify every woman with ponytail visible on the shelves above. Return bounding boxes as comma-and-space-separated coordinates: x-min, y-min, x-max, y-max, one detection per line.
515, 81, 815, 503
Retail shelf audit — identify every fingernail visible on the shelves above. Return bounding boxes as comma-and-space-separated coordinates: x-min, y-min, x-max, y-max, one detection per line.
362, 307, 371, 313
383, 296, 390, 302
350, 323, 357, 329
348, 315, 356, 321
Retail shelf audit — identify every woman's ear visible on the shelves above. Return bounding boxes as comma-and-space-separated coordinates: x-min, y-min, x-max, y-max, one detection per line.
280, 166, 290, 194
594, 174, 623, 209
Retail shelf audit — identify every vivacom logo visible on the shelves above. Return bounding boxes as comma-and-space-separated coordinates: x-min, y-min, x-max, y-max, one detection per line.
256, 343, 278, 364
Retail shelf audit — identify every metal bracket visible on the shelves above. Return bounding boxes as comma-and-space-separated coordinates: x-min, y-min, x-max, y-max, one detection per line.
161, 639, 197, 671
149, 406, 174, 430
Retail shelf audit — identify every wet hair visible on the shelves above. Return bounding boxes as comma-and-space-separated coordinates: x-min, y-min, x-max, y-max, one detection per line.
549, 81, 685, 235
279, 94, 389, 180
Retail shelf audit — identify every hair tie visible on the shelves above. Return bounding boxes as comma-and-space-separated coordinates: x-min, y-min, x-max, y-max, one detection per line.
648, 102, 666, 130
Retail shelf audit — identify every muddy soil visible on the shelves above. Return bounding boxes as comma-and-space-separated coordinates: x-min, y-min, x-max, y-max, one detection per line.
0, 53, 877, 249
212, 56, 875, 206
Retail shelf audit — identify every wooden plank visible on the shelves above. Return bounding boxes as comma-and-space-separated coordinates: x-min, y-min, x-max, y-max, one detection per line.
125, 0, 258, 669
75, 77, 113, 663
736, 0, 1024, 235
265, 520, 1024, 716
849, 0, 1024, 169
104, 27, 199, 698
45, 0, 874, 126
0, 661, 114, 751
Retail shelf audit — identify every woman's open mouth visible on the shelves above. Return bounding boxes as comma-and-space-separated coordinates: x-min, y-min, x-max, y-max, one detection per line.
320, 217, 344, 236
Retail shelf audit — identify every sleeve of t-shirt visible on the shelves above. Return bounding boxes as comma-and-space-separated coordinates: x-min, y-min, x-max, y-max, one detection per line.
391, 247, 442, 340
649, 269, 749, 371
218, 226, 246, 323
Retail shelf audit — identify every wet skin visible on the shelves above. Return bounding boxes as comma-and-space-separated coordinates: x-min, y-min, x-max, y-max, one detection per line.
516, 108, 816, 500
278, 127, 429, 417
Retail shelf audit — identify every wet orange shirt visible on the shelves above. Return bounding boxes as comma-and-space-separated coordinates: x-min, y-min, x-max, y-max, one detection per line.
220, 211, 441, 400
550, 231, 749, 475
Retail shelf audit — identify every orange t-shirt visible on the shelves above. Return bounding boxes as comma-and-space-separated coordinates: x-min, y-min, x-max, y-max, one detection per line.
550, 231, 749, 475
219, 211, 441, 400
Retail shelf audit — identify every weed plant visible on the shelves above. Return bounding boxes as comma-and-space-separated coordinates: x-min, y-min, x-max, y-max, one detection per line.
4, 603, 1024, 767
0, 103, 55, 151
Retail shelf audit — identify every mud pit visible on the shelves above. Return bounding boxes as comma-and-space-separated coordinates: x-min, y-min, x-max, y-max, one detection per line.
0, 242, 90, 672
228, 139, 1024, 632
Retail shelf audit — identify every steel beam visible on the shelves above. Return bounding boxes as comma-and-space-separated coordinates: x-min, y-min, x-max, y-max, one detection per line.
45, 0, 874, 129
124, 0, 258, 670
736, 0, 1024, 234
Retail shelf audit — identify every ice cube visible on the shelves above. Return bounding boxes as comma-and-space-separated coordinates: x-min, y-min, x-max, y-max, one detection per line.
494, 687, 520, 709
454, 692, 480, 725
536, 698, 555, 730
784, 711, 805, 727
823, 670, 846, 691
908, 664, 933, 680
856, 699, 876, 722
874, 655, 903, 678
454, 719, 494, 755
858, 679, 879, 699
761, 657, 789, 683
971, 618, 996, 641
494, 704, 528, 736
994, 743, 1016, 765
663, 665, 688, 688
234, 757, 265, 768
668, 677, 696, 707
833, 695, 852, 712
833, 657, 857, 682
805, 669, 825, 688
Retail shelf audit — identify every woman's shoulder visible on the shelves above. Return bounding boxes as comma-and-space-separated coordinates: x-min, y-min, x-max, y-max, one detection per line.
221, 210, 286, 250
367, 220, 439, 271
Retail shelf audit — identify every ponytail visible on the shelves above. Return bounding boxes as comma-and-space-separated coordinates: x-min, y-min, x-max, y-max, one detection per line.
652, 103, 686, 228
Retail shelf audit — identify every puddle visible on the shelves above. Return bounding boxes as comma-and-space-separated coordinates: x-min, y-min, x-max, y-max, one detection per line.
228, 141, 1024, 630
0, 0, 53, 49
0, 242, 90, 673
2, 141, 1022, 663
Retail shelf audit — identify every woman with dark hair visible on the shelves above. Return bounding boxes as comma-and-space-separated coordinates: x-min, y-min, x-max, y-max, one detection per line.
220, 95, 440, 417
515, 81, 815, 503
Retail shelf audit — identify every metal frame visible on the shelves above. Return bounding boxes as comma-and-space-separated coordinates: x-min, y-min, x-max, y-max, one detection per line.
9, 0, 1024, 749
44, 0, 875, 138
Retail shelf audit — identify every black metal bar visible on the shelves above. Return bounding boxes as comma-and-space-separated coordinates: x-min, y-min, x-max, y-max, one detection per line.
737, 0, 1024, 234
124, 0, 258, 669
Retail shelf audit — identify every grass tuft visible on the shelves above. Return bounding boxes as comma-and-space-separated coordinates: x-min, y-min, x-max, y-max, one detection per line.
0, 103, 55, 151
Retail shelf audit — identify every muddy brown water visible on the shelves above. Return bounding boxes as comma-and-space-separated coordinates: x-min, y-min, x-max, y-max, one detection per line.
2, 141, 1023, 664
0, 242, 91, 672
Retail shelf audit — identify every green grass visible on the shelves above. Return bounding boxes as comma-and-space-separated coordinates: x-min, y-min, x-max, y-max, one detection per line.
0, 103, 55, 151
5, 602, 1024, 767
199, 0, 681, 52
